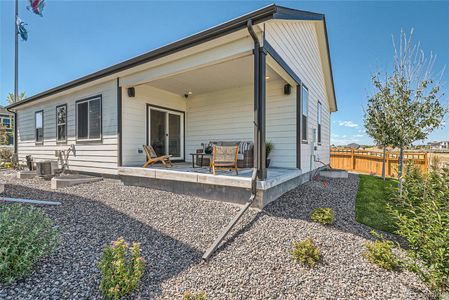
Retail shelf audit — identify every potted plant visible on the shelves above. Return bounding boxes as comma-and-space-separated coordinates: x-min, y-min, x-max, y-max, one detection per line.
266, 141, 274, 167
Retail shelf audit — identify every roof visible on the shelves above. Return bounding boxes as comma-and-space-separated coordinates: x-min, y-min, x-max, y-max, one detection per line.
7, 4, 336, 110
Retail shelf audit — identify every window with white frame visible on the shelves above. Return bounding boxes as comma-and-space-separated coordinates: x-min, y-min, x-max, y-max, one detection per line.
301, 85, 309, 142
76, 96, 102, 140
35, 110, 44, 142
317, 101, 322, 144
56, 104, 67, 142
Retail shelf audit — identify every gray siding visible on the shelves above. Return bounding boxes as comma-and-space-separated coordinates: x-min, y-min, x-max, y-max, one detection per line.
16, 80, 118, 175
265, 20, 332, 172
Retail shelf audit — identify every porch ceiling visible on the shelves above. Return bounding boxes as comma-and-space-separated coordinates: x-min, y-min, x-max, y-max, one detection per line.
144, 55, 282, 96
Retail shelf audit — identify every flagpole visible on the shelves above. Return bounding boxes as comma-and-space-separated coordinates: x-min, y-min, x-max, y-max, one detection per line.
14, 0, 18, 103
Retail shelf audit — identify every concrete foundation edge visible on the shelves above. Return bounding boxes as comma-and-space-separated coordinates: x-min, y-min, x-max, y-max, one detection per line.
120, 169, 315, 209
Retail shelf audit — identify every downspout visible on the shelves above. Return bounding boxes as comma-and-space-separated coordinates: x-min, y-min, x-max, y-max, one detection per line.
247, 20, 260, 179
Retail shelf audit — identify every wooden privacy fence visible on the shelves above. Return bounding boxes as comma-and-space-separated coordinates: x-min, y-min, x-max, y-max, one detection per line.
330, 148, 429, 177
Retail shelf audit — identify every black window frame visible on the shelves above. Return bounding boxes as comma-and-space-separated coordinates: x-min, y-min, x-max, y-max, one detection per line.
56, 104, 67, 143
35, 110, 44, 143
301, 85, 309, 143
75, 95, 102, 142
317, 101, 322, 145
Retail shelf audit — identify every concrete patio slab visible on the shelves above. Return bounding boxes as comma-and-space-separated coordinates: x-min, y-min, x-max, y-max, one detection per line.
51, 174, 103, 190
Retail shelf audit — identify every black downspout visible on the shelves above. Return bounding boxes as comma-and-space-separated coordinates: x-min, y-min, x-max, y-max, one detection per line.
258, 47, 267, 179
117, 78, 122, 167
247, 20, 266, 180
7, 108, 17, 155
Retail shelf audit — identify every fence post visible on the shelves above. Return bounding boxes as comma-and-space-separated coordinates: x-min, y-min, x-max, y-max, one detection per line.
424, 152, 428, 172
352, 149, 356, 171
386, 151, 390, 177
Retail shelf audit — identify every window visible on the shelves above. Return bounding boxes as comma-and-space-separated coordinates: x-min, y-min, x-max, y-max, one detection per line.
76, 96, 102, 140
2, 118, 10, 128
317, 102, 322, 144
35, 111, 43, 142
56, 104, 67, 142
301, 85, 308, 142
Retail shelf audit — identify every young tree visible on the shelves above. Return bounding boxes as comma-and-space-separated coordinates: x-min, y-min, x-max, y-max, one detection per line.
368, 30, 447, 185
388, 30, 447, 185
6, 92, 26, 104
364, 74, 398, 180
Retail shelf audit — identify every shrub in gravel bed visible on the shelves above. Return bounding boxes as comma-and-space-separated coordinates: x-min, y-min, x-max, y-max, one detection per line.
0, 204, 58, 284
363, 236, 399, 271
310, 207, 335, 225
183, 291, 207, 300
98, 237, 145, 300
291, 238, 321, 267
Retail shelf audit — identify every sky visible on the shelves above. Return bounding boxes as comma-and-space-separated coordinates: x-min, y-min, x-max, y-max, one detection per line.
1, 1, 448, 146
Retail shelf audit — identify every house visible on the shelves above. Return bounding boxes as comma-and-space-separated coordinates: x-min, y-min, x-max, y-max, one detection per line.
0, 106, 14, 146
6, 5, 337, 208
428, 141, 449, 150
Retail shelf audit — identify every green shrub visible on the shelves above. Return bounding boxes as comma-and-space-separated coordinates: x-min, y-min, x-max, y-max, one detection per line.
363, 233, 400, 271
0, 204, 58, 284
98, 237, 145, 300
310, 208, 335, 225
389, 165, 449, 297
183, 291, 207, 300
291, 238, 321, 267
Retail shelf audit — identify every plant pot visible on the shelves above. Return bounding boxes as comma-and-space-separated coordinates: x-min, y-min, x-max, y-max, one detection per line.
266, 159, 271, 168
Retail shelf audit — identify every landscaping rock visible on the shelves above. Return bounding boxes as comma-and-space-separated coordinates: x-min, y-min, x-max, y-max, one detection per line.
0, 171, 430, 299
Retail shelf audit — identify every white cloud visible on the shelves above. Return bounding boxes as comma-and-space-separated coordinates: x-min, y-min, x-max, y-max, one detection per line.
338, 120, 359, 128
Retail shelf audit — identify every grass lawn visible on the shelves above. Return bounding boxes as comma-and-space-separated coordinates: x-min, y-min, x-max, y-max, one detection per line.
355, 174, 400, 234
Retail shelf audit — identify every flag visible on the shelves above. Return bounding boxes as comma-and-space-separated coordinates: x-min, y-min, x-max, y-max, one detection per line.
16, 18, 28, 41
27, 0, 45, 17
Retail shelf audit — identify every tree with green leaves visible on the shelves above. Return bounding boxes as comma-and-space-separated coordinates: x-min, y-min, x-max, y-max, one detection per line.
364, 74, 398, 180
368, 29, 447, 185
6, 92, 26, 104
389, 30, 447, 185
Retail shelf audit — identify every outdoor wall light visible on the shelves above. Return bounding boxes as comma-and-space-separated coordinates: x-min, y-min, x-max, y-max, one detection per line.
127, 87, 135, 97
265, 76, 270, 80
184, 91, 193, 98
284, 84, 291, 95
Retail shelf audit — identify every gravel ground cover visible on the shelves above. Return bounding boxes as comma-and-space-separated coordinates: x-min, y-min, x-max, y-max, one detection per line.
0, 171, 430, 299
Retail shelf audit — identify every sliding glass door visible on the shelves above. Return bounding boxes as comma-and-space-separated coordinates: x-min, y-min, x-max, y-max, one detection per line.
148, 106, 184, 160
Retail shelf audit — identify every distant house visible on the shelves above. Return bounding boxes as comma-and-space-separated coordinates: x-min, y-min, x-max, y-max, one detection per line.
346, 143, 360, 149
428, 141, 449, 150
0, 106, 14, 146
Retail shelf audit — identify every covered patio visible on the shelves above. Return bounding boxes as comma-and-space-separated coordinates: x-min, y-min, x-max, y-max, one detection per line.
117, 28, 306, 207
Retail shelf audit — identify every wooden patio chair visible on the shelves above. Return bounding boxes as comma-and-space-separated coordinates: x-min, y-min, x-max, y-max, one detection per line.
210, 144, 239, 175
142, 145, 172, 168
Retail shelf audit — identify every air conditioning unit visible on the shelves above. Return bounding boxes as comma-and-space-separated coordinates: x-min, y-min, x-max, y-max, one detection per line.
35, 161, 59, 178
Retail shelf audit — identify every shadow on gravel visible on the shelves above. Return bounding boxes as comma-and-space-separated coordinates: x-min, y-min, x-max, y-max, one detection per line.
1, 184, 201, 299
